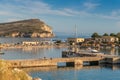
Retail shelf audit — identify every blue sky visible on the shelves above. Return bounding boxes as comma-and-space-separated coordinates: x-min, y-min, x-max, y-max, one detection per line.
0, 0, 120, 35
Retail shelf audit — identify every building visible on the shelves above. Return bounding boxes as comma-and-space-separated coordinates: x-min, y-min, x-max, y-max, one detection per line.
22, 41, 39, 46
67, 38, 85, 44
95, 36, 119, 43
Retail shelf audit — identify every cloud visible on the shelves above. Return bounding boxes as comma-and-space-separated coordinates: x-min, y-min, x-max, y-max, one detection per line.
63, 8, 90, 16
95, 9, 120, 20
0, 0, 75, 17
83, 2, 100, 10
0, 0, 76, 23
0, 0, 120, 23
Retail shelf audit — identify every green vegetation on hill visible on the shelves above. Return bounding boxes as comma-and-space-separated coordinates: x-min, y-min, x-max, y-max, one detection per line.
91, 32, 120, 43
91, 32, 120, 38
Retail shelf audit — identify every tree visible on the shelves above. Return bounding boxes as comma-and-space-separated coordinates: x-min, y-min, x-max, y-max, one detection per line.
68, 41, 75, 45
116, 32, 120, 43
91, 32, 100, 38
110, 33, 116, 37
116, 32, 120, 38
54, 40, 61, 45
103, 33, 109, 36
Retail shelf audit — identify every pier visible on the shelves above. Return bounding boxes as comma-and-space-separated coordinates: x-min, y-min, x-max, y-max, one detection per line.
6, 56, 120, 68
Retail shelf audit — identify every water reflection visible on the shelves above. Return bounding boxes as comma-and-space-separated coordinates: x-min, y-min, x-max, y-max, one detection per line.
100, 48, 120, 55
1, 47, 120, 60
1, 47, 64, 60
100, 64, 120, 70
69, 47, 120, 56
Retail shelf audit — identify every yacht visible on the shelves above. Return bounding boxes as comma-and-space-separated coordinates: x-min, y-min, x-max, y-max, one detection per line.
62, 48, 104, 58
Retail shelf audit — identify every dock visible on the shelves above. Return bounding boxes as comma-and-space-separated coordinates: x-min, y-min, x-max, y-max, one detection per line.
6, 56, 120, 68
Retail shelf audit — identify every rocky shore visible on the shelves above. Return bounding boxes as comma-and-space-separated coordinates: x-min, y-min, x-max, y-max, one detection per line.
0, 60, 41, 80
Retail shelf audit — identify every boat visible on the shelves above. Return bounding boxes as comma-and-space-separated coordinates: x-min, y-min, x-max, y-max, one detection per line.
0, 52, 4, 55
62, 48, 104, 58
62, 26, 104, 58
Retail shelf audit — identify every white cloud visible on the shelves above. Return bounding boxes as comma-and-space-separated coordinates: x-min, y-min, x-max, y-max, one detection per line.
111, 10, 120, 16
83, 2, 100, 10
0, 0, 120, 23
0, 0, 75, 22
63, 8, 91, 16
95, 9, 120, 20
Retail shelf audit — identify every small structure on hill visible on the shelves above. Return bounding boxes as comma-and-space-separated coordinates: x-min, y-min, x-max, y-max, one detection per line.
67, 38, 84, 45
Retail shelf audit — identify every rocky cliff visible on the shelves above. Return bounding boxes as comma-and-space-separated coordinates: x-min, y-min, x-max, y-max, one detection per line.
0, 19, 55, 38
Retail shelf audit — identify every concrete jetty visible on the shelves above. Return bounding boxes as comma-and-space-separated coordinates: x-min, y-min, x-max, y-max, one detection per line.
6, 56, 120, 68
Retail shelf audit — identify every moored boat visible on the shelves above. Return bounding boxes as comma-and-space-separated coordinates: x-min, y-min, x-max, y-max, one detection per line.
0, 52, 4, 55
62, 48, 104, 58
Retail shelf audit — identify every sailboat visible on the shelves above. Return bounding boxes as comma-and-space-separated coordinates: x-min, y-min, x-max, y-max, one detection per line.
62, 26, 80, 57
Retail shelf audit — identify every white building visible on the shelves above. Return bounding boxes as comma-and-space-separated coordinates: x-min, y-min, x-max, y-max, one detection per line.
22, 41, 39, 46
67, 38, 85, 43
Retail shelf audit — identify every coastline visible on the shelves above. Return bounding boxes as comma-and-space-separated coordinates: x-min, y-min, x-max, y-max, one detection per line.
0, 44, 68, 49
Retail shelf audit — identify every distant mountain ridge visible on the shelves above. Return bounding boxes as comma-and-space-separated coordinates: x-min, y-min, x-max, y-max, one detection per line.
0, 19, 55, 38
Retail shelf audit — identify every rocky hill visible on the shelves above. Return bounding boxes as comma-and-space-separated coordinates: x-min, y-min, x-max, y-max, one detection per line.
0, 19, 55, 38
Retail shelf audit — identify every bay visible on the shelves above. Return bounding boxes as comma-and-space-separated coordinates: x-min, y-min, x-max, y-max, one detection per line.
1, 38, 120, 80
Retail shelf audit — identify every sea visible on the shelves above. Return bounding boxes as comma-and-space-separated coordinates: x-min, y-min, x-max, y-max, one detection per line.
1, 35, 120, 80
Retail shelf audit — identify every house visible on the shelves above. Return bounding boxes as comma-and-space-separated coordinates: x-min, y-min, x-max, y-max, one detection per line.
67, 38, 85, 44
22, 41, 39, 46
95, 36, 119, 43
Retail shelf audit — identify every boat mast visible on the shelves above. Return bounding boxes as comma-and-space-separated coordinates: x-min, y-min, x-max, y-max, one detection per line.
74, 25, 78, 53
75, 25, 77, 38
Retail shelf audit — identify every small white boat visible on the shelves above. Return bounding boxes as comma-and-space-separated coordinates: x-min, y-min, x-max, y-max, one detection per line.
91, 49, 99, 53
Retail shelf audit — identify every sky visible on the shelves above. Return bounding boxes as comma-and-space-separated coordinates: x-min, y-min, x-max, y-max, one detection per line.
0, 0, 120, 36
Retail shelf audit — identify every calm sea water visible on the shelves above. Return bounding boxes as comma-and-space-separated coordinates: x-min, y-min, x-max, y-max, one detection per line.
1, 38, 120, 80
28, 65, 120, 80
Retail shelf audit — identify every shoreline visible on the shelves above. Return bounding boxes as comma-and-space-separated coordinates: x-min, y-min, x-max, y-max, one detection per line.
0, 44, 119, 50
0, 44, 68, 49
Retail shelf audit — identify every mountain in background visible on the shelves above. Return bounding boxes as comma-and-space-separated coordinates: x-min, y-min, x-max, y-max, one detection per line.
0, 19, 55, 38
54, 31, 91, 39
